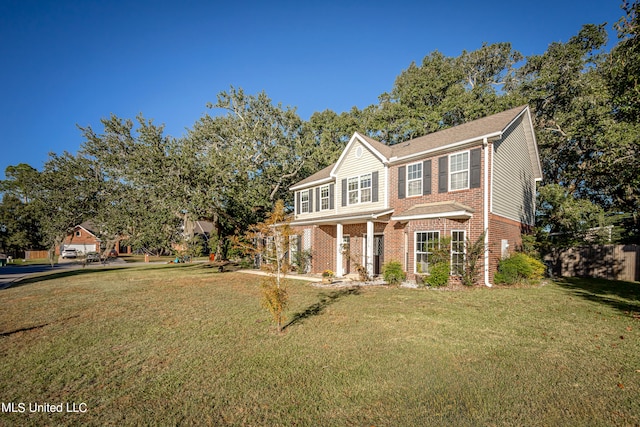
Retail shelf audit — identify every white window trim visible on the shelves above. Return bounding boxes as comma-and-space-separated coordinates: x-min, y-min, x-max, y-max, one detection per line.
449, 150, 470, 191
406, 161, 423, 197
450, 230, 466, 276
414, 230, 440, 274
320, 185, 330, 211
347, 173, 372, 205
300, 191, 310, 213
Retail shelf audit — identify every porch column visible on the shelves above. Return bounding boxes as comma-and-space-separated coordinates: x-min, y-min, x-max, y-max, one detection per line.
366, 220, 374, 277
336, 223, 343, 277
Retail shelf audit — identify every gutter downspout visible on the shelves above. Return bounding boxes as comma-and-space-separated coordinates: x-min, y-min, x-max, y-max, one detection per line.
483, 137, 492, 287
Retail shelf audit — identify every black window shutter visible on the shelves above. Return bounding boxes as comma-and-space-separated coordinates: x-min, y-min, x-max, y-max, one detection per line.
398, 166, 406, 199
308, 189, 313, 212
296, 191, 300, 214
423, 160, 432, 195
372, 171, 379, 202
470, 148, 481, 188
329, 184, 335, 209
315, 187, 320, 211
438, 156, 448, 193
341, 179, 347, 206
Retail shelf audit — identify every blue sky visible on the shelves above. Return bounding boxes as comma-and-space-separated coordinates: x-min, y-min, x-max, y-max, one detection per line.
0, 0, 625, 179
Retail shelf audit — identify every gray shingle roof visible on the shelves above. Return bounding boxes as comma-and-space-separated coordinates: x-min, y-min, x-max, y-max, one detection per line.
392, 201, 475, 220
388, 105, 527, 159
291, 105, 530, 189
291, 164, 334, 188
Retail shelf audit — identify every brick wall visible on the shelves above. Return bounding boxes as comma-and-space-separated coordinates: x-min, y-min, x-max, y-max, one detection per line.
56, 227, 100, 254
387, 144, 489, 282
290, 141, 531, 285
488, 214, 527, 283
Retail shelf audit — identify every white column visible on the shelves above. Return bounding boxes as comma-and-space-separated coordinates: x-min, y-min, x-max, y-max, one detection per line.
366, 220, 374, 277
336, 223, 343, 277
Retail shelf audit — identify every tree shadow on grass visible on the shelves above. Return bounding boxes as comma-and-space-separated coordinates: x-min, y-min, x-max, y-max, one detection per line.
4, 268, 126, 290
283, 287, 361, 331
555, 277, 640, 316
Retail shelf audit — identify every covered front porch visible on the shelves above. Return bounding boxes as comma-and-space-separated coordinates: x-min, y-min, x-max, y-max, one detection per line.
290, 209, 393, 278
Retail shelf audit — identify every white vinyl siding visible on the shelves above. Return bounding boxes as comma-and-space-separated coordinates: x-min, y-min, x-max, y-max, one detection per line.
335, 140, 386, 214
492, 118, 535, 225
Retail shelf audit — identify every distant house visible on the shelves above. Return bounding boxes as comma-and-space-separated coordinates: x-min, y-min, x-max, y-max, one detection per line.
173, 220, 216, 253
288, 105, 542, 286
57, 221, 131, 256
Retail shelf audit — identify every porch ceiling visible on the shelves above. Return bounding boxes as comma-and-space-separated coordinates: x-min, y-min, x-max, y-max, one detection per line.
290, 209, 394, 226
391, 201, 475, 222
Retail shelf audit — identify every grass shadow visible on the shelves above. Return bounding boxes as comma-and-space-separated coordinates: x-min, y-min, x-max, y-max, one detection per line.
555, 277, 640, 316
283, 287, 361, 331
4, 267, 128, 289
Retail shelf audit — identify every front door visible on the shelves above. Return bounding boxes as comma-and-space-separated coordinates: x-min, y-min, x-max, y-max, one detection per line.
373, 235, 384, 276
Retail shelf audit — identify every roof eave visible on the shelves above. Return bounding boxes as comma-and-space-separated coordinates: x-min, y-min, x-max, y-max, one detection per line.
391, 211, 473, 222
289, 177, 334, 191
291, 209, 394, 226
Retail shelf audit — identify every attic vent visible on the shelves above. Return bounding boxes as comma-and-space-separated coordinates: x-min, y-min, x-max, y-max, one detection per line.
355, 146, 363, 158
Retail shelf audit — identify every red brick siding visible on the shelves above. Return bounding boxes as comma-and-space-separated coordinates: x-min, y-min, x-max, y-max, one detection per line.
488, 214, 528, 283
56, 227, 100, 254
291, 142, 531, 285
387, 145, 489, 282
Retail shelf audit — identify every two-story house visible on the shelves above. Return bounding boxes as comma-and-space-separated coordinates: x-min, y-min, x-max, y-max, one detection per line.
289, 105, 542, 286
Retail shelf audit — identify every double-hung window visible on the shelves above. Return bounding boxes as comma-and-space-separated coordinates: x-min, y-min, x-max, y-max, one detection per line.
320, 185, 330, 210
300, 191, 309, 213
451, 230, 465, 275
450, 152, 469, 191
415, 231, 439, 274
360, 174, 372, 202
348, 173, 372, 204
407, 162, 422, 196
348, 177, 359, 204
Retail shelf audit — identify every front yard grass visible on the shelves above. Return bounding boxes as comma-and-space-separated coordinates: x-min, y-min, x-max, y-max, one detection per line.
0, 266, 638, 426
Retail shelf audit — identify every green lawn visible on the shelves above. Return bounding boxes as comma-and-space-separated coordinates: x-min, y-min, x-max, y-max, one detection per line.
0, 265, 638, 426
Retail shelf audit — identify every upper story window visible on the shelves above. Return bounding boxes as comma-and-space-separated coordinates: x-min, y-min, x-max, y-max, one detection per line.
320, 185, 330, 210
450, 151, 469, 191
300, 191, 309, 213
407, 162, 422, 197
347, 173, 372, 205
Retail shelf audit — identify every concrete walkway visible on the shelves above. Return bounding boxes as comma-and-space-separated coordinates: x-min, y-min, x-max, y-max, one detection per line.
237, 269, 323, 282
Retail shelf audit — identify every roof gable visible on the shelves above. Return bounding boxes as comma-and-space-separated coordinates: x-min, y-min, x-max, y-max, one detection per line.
77, 221, 98, 237
330, 132, 390, 177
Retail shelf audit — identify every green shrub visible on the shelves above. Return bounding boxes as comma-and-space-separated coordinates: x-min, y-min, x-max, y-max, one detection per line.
293, 249, 312, 274
425, 261, 450, 287
382, 260, 406, 286
494, 253, 545, 285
